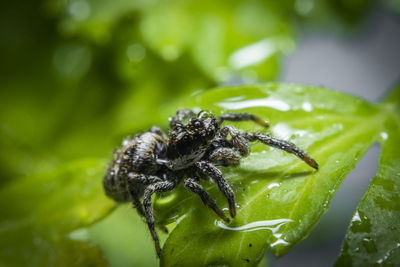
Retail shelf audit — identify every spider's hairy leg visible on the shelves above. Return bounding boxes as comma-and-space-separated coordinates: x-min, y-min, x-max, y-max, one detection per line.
127, 176, 145, 217
196, 161, 236, 218
183, 178, 230, 223
143, 180, 177, 258
209, 147, 241, 167
220, 125, 249, 156
243, 133, 319, 170
218, 113, 269, 128
127, 173, 169, 233
169, 109, 196, 128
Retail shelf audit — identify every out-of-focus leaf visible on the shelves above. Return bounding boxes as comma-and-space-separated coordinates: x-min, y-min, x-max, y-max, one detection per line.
140, 0, 295, 82
109, 17, 214, 135
153, 84, 388, 266
83, 205, 169, 267
58, 0, 152, 42
58, 0, 296, 82
0, 159, 115, 266
383, 0, 400, 16
327, 0, 372, 24
335, 85, 400, 266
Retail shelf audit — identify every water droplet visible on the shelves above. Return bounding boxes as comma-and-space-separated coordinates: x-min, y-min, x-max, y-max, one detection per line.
353, 211, 361, 222
376, 243, 400, 264
215, 218, 293, 233
270, 238, 290, 247
217, 97, 291, 111
380, 132, 388, 141
301, 102, 313, 112
362, 237, 377, 253
350, 210, 371, 233
267, 183, 280, 189
176, 214, 187, 225
272, 123, 293, 140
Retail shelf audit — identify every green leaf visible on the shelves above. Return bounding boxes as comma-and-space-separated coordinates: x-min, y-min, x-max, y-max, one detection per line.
140, 0, 295, 82
0, 159, 115, 266
82, 205, 169, 267
58, 0, 295, 82
155, 84, 387, 266
335, 85, 400, 266
58, 0, 150, 42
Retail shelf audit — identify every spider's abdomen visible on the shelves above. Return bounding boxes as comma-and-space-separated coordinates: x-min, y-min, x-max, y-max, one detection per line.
103, 132, 166, 202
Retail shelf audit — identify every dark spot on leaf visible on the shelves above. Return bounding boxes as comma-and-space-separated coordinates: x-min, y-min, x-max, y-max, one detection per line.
249, 243, 252, 247
242, 258, 250, 263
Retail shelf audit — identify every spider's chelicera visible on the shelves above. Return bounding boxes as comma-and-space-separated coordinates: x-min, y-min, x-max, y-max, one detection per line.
103, 109, 318, 257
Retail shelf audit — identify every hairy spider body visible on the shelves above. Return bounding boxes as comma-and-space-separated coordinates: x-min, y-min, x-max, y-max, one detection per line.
103, 109, 318, 257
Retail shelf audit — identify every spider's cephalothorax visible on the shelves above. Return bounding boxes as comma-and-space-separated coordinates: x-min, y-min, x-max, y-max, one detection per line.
103, 109, 319, 257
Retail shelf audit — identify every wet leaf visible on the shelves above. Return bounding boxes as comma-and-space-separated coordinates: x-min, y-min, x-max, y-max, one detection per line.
156, 84, 389, 266
335, 85, 400, 266
0, 159, 115, 266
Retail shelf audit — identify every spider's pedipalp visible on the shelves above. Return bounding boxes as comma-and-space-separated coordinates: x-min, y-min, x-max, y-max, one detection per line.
183, 178, 230, 223
209, 147, 241, 167
220, 125, 249, 156
196, 161, 236, 218
243, 133, 319, 170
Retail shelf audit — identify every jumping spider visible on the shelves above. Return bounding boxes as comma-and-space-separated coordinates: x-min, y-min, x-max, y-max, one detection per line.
103, 109, 318, 257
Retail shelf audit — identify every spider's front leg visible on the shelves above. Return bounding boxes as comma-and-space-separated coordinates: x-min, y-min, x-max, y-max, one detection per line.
128, 173, 169, 233
143, 180, 177, 257
243, 133, 319, 170
196, 161, 236, 218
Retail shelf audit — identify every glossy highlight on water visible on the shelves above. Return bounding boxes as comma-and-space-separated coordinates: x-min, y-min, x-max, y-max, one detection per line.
215, 218, 293, 233
215, 218, 294, 248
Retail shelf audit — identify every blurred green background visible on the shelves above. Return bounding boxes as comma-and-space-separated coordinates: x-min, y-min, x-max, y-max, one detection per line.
1, 0, 399, 266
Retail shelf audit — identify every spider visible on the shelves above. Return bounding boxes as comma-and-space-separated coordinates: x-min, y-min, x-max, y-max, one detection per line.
103, 109, 318, 257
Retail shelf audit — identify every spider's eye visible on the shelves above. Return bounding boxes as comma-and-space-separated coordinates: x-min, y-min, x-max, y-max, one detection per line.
198, 110, 214, 119
194, 121, 202, 128
190, 118, 202, 126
